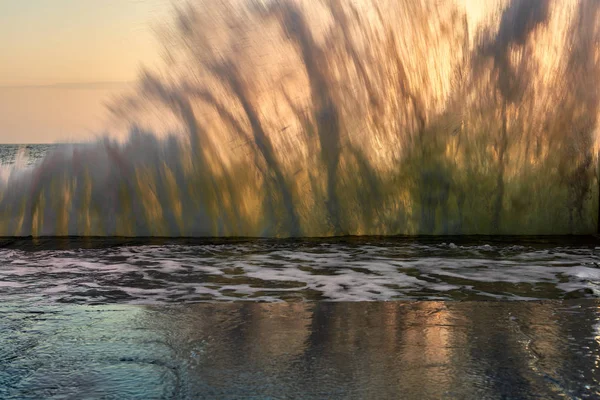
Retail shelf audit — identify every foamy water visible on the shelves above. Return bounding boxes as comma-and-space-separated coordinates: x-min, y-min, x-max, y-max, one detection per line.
2, 237, 599, 304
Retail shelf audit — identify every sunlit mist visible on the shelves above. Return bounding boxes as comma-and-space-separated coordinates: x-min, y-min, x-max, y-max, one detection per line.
0, 0, 598, 237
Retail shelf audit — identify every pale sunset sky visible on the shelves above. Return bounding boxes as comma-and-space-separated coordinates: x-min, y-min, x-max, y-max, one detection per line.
0, 0, 173, 143
0, 0, 495, 144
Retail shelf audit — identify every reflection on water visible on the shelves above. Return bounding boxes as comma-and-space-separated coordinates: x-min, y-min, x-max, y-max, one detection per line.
1, 301, 600, 399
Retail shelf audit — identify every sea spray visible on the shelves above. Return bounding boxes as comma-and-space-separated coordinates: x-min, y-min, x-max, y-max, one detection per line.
0, 0, 598, 236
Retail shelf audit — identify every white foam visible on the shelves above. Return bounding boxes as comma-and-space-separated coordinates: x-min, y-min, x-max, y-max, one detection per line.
1, 241, 599, 303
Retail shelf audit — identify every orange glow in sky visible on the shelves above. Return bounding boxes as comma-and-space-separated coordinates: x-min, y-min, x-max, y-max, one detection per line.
0, 0, 503, 143
0, 0, 172, 143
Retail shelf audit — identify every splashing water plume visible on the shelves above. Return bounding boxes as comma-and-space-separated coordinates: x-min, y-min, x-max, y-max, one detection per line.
1, 0, 599, 237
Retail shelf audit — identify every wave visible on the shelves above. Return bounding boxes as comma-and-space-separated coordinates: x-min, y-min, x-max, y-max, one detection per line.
0, 0, 599, 237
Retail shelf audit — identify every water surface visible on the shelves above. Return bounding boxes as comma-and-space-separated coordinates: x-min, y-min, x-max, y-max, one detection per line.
2, 300, 600, 399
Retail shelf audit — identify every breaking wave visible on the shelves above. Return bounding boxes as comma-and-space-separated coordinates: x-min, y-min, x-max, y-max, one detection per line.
1, 0, 599, 237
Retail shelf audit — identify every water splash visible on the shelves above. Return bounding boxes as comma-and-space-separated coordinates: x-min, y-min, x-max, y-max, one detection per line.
0, 0, 599, 237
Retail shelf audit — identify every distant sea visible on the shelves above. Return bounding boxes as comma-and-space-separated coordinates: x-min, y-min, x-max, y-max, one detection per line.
0, 143, 59, 166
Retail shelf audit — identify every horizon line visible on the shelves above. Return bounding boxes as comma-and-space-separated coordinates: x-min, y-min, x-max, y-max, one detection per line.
0, 81, 135, 89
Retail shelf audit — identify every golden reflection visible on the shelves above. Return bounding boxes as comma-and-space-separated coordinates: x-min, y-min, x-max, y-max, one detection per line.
137, 301, 600, 398
244, 303, 314, 362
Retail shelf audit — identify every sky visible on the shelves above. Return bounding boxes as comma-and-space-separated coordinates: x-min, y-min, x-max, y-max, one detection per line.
0, 0, 497, 143
0, 0, 172, 143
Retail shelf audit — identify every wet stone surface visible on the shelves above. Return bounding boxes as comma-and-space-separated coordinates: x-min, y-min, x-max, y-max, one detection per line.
1, 301, 600, 399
